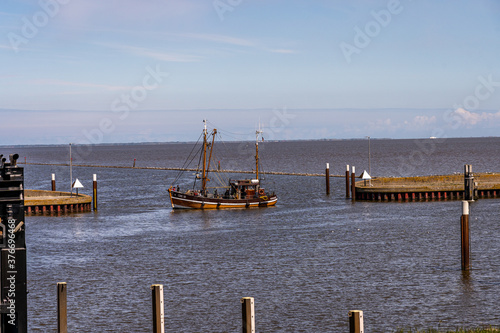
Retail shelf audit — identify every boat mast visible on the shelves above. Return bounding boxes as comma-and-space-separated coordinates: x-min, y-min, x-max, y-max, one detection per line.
206, 128, 217, 181
202, 120, 208, 193
255, 124, 262, 180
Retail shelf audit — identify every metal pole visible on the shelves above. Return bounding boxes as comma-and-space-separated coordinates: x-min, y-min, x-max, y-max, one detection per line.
368, 137, 371, 176
368, 136, 371, 186
69, 143, 73, 195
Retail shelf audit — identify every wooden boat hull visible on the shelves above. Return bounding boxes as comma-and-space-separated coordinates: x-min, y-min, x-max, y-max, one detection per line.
168, 189, 277, 209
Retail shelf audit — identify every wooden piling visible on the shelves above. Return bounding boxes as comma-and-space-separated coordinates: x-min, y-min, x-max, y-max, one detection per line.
351, 166, 356, 202
52, 173, 56, 191
325, 163, 330, 195
93, 174, 98, 211
133, 158, 136, 168
346, 164, 350, 198
57, 282, 68, 333
241, 297, 255, 333
348, 310, 364, 333
151, 284, 165, 333
461, 201, 470, 271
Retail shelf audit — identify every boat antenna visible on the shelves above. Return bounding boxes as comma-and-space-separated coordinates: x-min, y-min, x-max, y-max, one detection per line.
255, 121, 263, 180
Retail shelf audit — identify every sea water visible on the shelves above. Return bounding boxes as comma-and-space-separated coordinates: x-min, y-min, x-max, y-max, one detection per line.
5, 137, 500, 331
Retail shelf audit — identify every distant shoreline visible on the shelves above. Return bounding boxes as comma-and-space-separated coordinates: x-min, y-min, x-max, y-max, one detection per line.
1, 136, 499, 148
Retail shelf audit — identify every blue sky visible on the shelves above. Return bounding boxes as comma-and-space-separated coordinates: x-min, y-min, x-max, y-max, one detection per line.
1, 0, 500, 144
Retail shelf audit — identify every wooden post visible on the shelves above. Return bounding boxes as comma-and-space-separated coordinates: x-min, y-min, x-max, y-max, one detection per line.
351, 166, 356, 202
133, 158, 136, 168
348, 310, 364, 333
57, 282, 68, 333
93, 174, 98, 211
325, 163, 330, 195
461, 201, 470, 271
151, 284, 165, 333
241, 297, 255, 333
346, 164, 350, 198
464, 165, 469, 200
52, 173, 56, 191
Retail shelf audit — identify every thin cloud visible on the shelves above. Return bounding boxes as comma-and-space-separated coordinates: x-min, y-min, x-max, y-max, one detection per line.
29, 79, 130, 91
58, 1, 208, 28
405, 115, 436, 128
0, 11, 18, 17
95, 42, 203, 62
175, 32, 256, 47
268, 49, 297, 54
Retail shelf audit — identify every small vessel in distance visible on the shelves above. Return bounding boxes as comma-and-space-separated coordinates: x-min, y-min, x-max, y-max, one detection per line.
168, 120, 278, 209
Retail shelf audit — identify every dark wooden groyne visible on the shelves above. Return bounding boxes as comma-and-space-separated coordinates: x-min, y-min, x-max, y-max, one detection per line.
21, 162, 343, 177
354, 173, 500, 202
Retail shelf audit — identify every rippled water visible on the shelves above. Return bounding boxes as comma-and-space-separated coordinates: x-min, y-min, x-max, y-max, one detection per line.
5, 137, 500, 331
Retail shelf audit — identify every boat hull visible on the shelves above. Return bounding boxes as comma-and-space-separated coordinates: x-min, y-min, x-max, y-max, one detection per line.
168, 190, 277, 209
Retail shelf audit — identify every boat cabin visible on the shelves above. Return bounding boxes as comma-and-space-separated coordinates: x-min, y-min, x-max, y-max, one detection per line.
226, 179, 265, 199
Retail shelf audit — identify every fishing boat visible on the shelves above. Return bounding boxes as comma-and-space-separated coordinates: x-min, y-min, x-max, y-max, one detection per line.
168, 120, 278, 209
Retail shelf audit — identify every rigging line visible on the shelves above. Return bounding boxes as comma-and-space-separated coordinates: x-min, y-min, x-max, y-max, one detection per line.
206, 120, 253, 138
210, 154, 229, 187
171, 133, 202, 183
171, 132, 203, 186
193, 141, 205, 190
207, 131, 230, 189
207, 135, 229, 187
217, 131, 254, 141
173, 147, 202, 187
213, 132, 232, 168
204, 130, 216, 181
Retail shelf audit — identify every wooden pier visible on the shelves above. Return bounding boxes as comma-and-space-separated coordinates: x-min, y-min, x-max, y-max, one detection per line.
354, 173, 500, 202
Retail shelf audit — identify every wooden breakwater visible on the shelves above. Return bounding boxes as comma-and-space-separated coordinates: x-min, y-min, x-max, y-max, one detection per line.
21, 162, 344, 177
